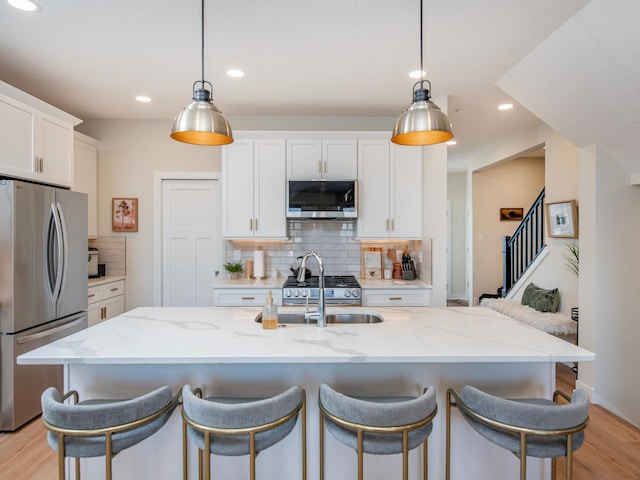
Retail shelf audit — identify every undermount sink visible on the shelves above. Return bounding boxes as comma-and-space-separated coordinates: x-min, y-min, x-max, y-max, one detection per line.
254, 312, 384, 325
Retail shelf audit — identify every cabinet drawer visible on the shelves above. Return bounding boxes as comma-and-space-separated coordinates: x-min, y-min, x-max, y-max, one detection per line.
213, 289, 283, 307
88, 280, 126, 305
362, 289, 431, 307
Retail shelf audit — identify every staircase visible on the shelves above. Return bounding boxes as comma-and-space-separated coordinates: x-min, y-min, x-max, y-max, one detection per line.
502, 188, 546, 296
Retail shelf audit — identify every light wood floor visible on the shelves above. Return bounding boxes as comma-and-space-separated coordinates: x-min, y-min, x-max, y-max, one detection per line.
1, 365, 638, 479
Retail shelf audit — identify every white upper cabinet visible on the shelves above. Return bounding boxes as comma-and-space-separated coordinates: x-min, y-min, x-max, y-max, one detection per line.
0, 82, 79, 187
222, 139, 288, 239
287, 139, 357, 180
357, 140, 423, 240
73, 133, 99, 238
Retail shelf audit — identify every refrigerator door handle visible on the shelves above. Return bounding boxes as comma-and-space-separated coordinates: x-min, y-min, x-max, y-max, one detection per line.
56, 201, 69, 299
16, 315, 87, 346
48, 202, 64, 304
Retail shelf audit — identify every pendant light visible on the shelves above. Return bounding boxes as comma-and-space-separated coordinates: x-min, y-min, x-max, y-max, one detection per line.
170, 0, 233, 146
391, 0, 453, 146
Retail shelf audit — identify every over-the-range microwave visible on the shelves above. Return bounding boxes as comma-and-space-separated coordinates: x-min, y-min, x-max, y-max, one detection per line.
286, 180, 357, 219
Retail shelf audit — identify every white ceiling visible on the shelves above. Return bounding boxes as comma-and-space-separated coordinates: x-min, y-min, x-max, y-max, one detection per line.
2, 0, 636, 175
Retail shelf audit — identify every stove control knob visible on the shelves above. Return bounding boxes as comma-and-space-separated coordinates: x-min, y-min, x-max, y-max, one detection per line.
351, 289, 360, 298
285, 289, 292, 297
294, 289, 301, 297
301, 290, 308, 297
344, 290, 351, 297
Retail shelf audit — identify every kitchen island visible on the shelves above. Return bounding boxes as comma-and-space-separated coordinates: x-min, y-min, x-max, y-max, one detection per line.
19, 306, 594, 480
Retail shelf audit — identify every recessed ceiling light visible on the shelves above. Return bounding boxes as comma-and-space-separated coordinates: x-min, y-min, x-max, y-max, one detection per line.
446, 140, 457, 146
409, 70, 426, 79
135, 96, 152, 103
8, 0, 40, 12
498, 103, 514, 110
226, 69, 245, 78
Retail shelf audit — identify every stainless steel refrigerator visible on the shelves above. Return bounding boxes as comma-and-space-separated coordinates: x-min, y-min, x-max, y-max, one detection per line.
0, 179, 88, 431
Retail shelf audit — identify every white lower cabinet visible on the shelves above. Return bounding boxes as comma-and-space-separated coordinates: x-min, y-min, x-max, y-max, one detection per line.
213, 288, 283, 307
362, 288, 431, 307
88, 279, 125, 326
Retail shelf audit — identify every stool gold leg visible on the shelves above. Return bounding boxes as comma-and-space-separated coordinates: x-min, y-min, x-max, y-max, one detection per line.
75, 457, 80, 480
105, 433, 113, 480
301, 395, 307, 480
357, 430, 364, 480
319, 410, 325, 480
183, 419, 188, 480
402, 431, 409, 480
566, 434, 574, 480
204, 434, 211, 480
250, 432, 256, 480
423, 438, 428, 480
446, 391, 452, 480
551, 457, 557, 480
520, 434, 527, 480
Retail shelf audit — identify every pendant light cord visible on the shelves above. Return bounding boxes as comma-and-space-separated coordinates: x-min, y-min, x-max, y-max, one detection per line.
419, 0, 424, 87
200, 0, 205, 85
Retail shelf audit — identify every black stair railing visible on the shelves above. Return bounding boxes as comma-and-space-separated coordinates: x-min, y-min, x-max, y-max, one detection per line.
502, 188, 546, 296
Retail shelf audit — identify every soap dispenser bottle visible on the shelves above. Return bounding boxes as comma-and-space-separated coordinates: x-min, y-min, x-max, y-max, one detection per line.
262, 290, 278, 330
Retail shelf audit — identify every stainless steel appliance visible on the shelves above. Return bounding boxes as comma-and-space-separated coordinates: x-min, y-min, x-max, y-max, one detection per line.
0, 179, 88, 431
286, 180, 357, 219
282, 275, 361, 306
88, 247, 99, 278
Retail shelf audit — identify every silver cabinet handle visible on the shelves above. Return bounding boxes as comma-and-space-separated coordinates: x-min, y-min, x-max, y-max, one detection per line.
254, 218, 258, 231
241, 296, 256, 300
389, 297, 402, 301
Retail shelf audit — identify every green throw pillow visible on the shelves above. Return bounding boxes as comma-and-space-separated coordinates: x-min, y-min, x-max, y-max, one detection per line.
521, 283, 560, 313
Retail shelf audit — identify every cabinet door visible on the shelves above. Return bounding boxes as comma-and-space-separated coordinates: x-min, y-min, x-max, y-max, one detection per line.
254, 139, 287, 238
357, 140, 390, 239
0, 94, 36, 179
390, 144, 423, 239
103, 295, 125, 320
38, 113, 72, 187
322, 139, 357, 179
286, 139, 322, 179
87, 303, 103, 327
73, 138, 98, 238
222, 140, 255, 238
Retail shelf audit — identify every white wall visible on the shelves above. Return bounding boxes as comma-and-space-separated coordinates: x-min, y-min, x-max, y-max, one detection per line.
472, 157, 545, 301
78, 120, 221, 309
579, 145, 640, 426
448, 172, 467, 299
78, 116, 448, 309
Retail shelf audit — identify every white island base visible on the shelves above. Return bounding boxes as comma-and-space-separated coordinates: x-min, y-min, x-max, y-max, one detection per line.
19, 306, 595, 480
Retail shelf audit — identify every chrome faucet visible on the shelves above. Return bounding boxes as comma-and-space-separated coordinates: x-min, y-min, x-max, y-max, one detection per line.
297, 251, 326, 328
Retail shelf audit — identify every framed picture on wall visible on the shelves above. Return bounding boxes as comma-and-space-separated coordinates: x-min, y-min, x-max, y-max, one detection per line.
500, 208, 523, 221
112, 198, 138, 232
545, 200, 578, 238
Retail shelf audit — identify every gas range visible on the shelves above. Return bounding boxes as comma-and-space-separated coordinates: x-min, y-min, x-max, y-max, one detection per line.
282, 275, 362, 306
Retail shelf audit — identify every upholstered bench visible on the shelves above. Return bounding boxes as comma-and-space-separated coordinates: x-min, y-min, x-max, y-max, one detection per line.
480, 297, 577, 344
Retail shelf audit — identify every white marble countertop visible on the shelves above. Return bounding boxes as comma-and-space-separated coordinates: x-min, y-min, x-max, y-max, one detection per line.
211, 278, 284, 288
18, 306, 595, 366
88, 275, 126, 287
358, 279, 431, 288
212, 278, 431, 289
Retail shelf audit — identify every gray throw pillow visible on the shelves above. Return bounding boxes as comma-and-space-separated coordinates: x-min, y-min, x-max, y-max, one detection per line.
521, 283, 560, 313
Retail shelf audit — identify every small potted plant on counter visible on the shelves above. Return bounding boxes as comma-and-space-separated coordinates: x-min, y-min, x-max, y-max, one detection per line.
223, 262, 243, 280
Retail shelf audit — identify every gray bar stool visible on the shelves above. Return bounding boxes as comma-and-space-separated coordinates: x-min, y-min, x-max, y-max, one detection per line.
181, 384, 306, 480
318, 383, 437, 480
41, 385, 181, 480
446, 386, 590, 480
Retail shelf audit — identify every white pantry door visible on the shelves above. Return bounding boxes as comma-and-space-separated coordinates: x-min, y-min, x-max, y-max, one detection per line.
162, 179, 222, 306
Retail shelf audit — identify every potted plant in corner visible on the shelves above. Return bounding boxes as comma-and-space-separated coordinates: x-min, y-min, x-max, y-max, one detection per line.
563, 240, 579, 321
223, 261, 243, 280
